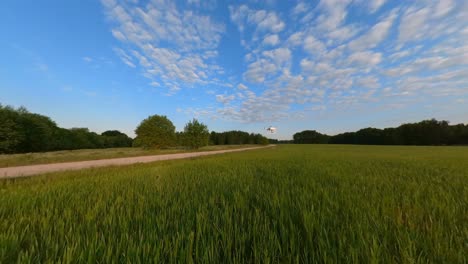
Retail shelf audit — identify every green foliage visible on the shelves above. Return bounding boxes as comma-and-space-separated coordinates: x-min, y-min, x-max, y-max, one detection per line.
68, 128, 98, 149
134, 115, 176, 149
294, 119, 468, 145
210, 131, 269, 145
267, 139, 293, 144
17, 113, 57, 152
293, 130, 329, 144
0, 145, 466, 263
0, 104, 133, 153
0, 105, 57, 153
101, 130, 133, 148
257, 134, 269, 145
182, 119, 209, 149
0, 105, 24, 153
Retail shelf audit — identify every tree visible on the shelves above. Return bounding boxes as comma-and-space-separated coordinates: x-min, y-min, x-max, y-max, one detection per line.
293, 130, 329, 144
182, 119, 210, 149
323, 118, 464, 146
354, 128, 384, 145
16, 112, 57, 152
101, 130, 133, 148
51, 128, 75, 150
68, 128, 95, 149
256, 134, 269, 145
0, 105, 23, 153
209, 131, 268, 145
134, 115, 176, 149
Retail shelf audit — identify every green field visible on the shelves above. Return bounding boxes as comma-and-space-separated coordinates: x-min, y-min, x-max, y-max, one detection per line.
1, 145, 467, 263
0, 145, 255, 168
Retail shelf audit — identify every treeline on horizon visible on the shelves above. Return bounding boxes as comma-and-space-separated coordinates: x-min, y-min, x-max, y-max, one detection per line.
287, 119, 468, 145
0, 105, 133, 154
0, 105, 269, 154
210, 131, 269, 145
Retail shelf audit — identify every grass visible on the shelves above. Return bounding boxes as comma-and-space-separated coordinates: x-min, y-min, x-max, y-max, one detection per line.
0, 145, 258, 168
0, 145, 467, 263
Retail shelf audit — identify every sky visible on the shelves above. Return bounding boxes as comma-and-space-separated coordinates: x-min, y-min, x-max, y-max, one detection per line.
0, 0, 467, 139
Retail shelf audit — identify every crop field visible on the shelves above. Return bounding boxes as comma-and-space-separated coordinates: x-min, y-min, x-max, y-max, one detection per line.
0, 145, 254, 168
0, 145, 467, 263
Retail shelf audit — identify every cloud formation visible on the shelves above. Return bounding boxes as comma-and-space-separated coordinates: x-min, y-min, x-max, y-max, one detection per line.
213, 0, 467, 123
102, 0, 225, 94
102, 0, 468, 125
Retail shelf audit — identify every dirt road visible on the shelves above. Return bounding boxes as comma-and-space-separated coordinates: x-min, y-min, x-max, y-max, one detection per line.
0, 146, 273, 179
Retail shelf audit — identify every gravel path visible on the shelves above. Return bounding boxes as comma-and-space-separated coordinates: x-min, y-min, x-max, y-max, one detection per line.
0, 146, 273, 179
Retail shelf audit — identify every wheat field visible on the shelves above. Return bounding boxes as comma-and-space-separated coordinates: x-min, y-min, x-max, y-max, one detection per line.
1, 145, 467, 263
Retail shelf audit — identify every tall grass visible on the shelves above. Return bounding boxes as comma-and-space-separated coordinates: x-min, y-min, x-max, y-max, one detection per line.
1, 145, 467, 263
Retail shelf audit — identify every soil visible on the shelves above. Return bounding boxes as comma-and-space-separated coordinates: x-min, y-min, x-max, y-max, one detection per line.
0, 146, 273, 179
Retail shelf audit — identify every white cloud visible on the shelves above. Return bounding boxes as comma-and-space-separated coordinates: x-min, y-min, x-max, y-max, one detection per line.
369, 0, 387, 13
244, 59, 278, 83
111, 29, 127, 41
229, 5, 285, 35
327, 25, 360, 43
356, 76, 380, 89
131, 50, 151, 67
150, 81, 160, 87
315, 0, 352, 32
398, 7, 430, 45
101, 0, 117, 8
216, 94, 235, 105
412, 56, 463, 70
229, 5, 249, 32
291, 2, 309, 16
262, 48, 291, 66
250, 11, 285, 33
434, 0, 455, 18
300, 59, 314, 73
114, 47, 136, 68
134, 4, 224, 51
102, 0, 225, 94
263, 34, 280, 46
287, 32, 304, 46
347, 51, 382, 66
237, 83, 248, 90
221, 3, 410, 123
101, 1, 467, 125
187, 0, 217, 10
348, 10, 396, 51
389, 50, 410, 60
303, 35, 325, 55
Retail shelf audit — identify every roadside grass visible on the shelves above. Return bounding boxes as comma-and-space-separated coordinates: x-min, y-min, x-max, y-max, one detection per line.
0, 145, 467, 263
0, 145, 258, 168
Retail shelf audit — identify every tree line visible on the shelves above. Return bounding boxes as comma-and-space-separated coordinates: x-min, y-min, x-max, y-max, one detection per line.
0, 105, 133, 154
132, 115, 214, 150
0, 105, 269, 154
293, 119, 468, 145
132, 115, 269, 149
209, 131, 269, 145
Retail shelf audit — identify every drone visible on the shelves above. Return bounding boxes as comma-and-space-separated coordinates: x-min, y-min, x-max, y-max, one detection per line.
265, 126, 277, 134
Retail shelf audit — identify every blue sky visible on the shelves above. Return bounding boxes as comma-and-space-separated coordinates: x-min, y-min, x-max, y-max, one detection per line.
0, 0, 467, 139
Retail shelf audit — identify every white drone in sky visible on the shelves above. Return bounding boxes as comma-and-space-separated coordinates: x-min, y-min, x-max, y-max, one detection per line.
265, 126, 277, 134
